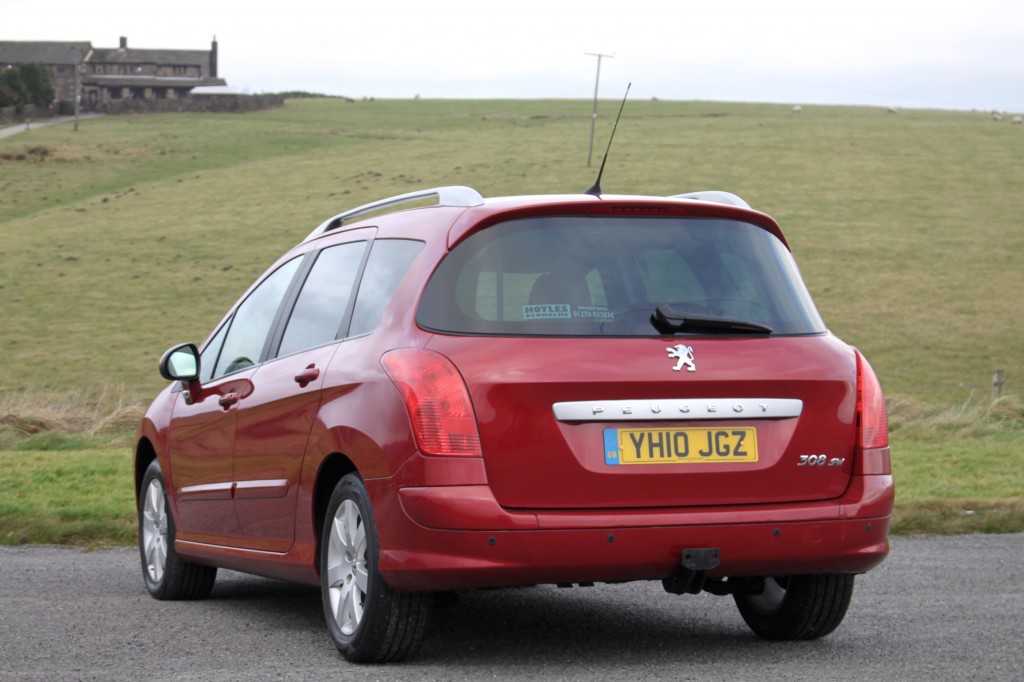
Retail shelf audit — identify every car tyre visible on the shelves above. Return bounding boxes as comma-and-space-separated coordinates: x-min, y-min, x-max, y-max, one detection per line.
320, 473, 433, 663
138, 460, 217, 600
733, 574, 853, 640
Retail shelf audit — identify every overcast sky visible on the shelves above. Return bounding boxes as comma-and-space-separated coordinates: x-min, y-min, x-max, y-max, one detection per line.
3, 0, 1022, 111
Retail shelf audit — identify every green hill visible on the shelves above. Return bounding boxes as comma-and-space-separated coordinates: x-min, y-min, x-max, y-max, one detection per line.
1, 98, 1021, 407
2, 98, 1022, 541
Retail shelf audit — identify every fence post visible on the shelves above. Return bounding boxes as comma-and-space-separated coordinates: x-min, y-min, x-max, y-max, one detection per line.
992, 370, 1004, 401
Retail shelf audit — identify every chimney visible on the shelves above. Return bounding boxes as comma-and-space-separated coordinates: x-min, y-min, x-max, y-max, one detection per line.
119, 36, 127, 51
210, 36, 218, 78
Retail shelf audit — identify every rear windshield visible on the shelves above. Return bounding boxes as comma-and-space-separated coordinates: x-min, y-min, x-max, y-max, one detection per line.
417, 216, 826, 337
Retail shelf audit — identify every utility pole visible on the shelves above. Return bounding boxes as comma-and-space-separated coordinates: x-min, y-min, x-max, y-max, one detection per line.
585, 51, 614, 167
73, 63, 80, 132
72, 46, 85, 132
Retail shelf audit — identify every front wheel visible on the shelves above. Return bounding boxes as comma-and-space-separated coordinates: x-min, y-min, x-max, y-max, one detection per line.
733, 574, 854, 640
320, 473, 433, 662
138, 460, 217, 600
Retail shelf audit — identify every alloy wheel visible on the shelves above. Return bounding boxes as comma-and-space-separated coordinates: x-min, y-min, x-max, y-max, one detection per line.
141, 480, 168, 584
326, 499, 369, 636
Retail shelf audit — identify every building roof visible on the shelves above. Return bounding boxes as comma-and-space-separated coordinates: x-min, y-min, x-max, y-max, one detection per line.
0, 41, 215, 68
0, 41, 92, 65
89, 47, 212, 67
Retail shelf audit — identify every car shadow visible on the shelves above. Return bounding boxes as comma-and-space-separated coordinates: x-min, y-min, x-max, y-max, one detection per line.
417, 585, 762, 664
199, 574, 843, 665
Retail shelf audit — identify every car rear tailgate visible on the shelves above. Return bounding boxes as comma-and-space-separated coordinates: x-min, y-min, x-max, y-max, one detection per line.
427, 334, 857, 510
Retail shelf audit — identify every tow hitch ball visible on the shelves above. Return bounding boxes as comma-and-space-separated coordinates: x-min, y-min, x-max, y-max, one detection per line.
661, 549, 767, 596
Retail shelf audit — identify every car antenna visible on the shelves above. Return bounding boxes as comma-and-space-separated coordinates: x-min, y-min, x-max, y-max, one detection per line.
584, 82, 631, 196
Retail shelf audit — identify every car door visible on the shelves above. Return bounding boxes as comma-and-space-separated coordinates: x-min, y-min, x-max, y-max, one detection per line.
232, 233, 372, 551
167, 256, 303, 545
166, 369, 252, 543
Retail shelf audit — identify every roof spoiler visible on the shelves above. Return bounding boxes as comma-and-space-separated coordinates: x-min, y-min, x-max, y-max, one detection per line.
670, 191, 751, 209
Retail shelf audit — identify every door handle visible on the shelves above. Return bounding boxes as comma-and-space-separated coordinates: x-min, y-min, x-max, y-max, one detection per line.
294, 364, 320, 388
218, 392, 239, 409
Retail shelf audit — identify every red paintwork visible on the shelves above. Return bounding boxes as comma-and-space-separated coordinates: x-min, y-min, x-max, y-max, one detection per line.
426, 333, 859, 509
136, 192, 893, 592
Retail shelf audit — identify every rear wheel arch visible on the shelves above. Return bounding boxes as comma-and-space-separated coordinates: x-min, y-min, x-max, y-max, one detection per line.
320, 471, 433, 662
313, 453, 358, 564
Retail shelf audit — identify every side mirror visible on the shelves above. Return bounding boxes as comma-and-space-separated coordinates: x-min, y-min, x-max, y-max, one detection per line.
159, 343, 200, 382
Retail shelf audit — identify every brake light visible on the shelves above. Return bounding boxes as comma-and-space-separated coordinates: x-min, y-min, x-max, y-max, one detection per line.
855, 351, 890, 474
382, 349, 482, 456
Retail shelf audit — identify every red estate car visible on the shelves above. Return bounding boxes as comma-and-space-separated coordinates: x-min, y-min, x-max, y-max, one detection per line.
136, 186, 892, 662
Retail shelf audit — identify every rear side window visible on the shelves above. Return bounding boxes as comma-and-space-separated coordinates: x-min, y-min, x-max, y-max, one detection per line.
417, 216, 826, 337
277, 241, 367, 357
349, 240, 424, 337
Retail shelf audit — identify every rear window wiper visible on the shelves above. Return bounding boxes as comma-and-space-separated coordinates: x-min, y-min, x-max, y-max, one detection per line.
650, 303, 773, 335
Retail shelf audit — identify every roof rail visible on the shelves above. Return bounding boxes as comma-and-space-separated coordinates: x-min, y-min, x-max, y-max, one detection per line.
302, 186, 485, 243
670, 191, 751, 209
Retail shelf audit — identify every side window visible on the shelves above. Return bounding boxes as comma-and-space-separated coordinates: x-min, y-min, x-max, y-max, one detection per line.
349, 240, 424, 337
199, 322, 229, 383
278, 242, 367, 358
213, 257, 302, 379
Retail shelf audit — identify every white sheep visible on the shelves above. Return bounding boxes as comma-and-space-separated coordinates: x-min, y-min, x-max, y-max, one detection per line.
791, 105, 802, 113
1012, 115, 1023, 125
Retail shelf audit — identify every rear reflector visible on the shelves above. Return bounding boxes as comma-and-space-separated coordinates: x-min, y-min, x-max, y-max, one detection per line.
382, 349, 482, 456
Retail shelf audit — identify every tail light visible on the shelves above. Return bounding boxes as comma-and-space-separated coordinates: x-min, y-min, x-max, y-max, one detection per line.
382, 349, 482, 456
854, 350, 890, 474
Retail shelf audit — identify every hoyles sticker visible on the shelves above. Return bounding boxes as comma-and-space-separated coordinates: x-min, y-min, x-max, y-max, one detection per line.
523, 304, 571, 319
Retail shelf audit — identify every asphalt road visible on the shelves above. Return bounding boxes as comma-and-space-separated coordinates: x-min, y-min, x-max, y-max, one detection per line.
1, 534, 1021, 681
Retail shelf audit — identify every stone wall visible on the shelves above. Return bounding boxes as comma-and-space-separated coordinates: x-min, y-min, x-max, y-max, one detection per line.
2, 94, 284, 125
0, 103, 49, 125
104, 94, 284, 115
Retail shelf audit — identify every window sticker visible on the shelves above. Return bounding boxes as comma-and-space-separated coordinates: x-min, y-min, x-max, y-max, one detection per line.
573, 305, 614, 320
523, 304, 571, 320
521, 304, 615, 321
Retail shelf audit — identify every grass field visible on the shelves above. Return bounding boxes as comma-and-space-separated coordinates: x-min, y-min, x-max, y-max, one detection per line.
2, 399, 1022, 545
1, 98, 1021, 542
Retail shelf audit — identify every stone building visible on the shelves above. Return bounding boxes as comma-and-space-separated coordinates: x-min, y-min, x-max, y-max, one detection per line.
0, 37, 226, 112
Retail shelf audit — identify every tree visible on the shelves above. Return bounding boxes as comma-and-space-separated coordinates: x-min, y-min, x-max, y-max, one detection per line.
0, 69, 29, 111
20, 63, 55, 107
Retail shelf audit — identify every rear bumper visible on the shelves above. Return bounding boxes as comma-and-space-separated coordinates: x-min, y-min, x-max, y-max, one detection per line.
372, 475, 893, 591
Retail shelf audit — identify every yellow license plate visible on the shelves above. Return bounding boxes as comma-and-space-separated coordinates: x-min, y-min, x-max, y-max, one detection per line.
604, 427, 758, 465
